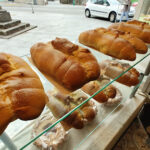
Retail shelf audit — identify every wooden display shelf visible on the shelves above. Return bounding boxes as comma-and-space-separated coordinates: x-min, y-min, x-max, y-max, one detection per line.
77, 92, 146, 150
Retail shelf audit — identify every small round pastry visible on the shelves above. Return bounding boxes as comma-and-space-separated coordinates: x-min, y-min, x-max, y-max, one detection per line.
32, 112, 67, 150
103, 87, 122, 106
82, 77, 123, 106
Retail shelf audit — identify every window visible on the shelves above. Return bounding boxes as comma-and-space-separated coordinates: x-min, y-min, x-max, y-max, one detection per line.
95, 0, 104, 5
105, 1, 110, 6
91, 0, 97, 4
109, 0, 119, 5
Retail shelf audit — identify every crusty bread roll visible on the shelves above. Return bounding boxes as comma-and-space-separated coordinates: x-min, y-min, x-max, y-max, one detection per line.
79, 28, 136, 61
82, 78, 122, 105
99, 60, 140, 86
30, 38, 100, 90
47, 90, 97, 130
0, 53, 47, 135
109, 21, 150, 43
82, 79, 116, 103
99, 28, 148, 54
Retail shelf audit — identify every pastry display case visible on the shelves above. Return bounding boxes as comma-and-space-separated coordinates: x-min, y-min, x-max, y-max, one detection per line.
0, 16, 150, 150
0, 39, 149, 150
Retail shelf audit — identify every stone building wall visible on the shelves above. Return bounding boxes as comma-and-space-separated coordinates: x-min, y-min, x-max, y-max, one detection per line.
14, 0, 48, 5
60, 0, 86, 5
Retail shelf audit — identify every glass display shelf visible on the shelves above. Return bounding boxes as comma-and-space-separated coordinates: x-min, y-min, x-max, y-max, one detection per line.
0, 43, 150, 150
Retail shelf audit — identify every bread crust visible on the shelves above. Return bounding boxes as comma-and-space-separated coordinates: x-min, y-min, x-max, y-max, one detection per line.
79, 28, 136, 61
99, 60, 140, 86
82, 79, 122, 105
0, 53, 47, 134
82, 80, 116, 103
109, 21, 150, 43
30, 38, 100, 90
127, 20, 150, 30
98, 28, 148, 54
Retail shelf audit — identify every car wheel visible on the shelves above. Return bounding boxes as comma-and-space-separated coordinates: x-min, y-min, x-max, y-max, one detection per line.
85, 9, 91, 18
109, 12, 116, 22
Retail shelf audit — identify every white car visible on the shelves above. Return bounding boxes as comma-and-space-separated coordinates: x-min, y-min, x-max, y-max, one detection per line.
85, 0, 135, 22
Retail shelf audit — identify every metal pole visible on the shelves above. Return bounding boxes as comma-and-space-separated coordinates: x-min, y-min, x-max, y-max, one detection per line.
130, 73, 144, 98
142, 61, 150, 94
0, 132, 17, 150
130, 61, 150, 98
31, 2, 34, 13
142, 74, 150, 94
33, 0, 37, 5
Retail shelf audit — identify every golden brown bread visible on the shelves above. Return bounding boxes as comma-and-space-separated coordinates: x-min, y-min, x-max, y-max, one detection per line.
79, 28, 136, 61
30, 38, 100, 90
82, 79, 115, 103
99, 60, 140, 86
47, 90, 97, 130
109, 21, 150, 43
127, 20, 150, 30
82, 78, 122, 105
101, 28, 148, 54
0, 53, 47, 135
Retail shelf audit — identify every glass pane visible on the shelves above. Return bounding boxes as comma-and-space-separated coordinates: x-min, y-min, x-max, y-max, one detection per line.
0, 45, 149, 150
18, 48, 149, 149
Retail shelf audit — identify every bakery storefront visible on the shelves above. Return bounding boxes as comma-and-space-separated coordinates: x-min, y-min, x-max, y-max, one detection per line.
0, 0, 150, 150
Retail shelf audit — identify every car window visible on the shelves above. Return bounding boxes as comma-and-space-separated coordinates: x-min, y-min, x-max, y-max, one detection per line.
91, 0, 97, 4
105, 0, 110, 6
108, 0, 119, 5
95, 0, 104, 5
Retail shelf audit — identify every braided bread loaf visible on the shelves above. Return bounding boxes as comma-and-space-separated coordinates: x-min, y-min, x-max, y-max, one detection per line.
97, 28, 147, 54
79, 28, 136, 61
0, 53, 47, 134
109, 21, 150, 43
31, 38, 100, 90
82, 78, 122, 105
82, 79, 116, 103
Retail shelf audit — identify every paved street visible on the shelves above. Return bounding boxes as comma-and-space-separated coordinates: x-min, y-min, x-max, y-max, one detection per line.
0, 1, 112, 56
1, 1, 84, 15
